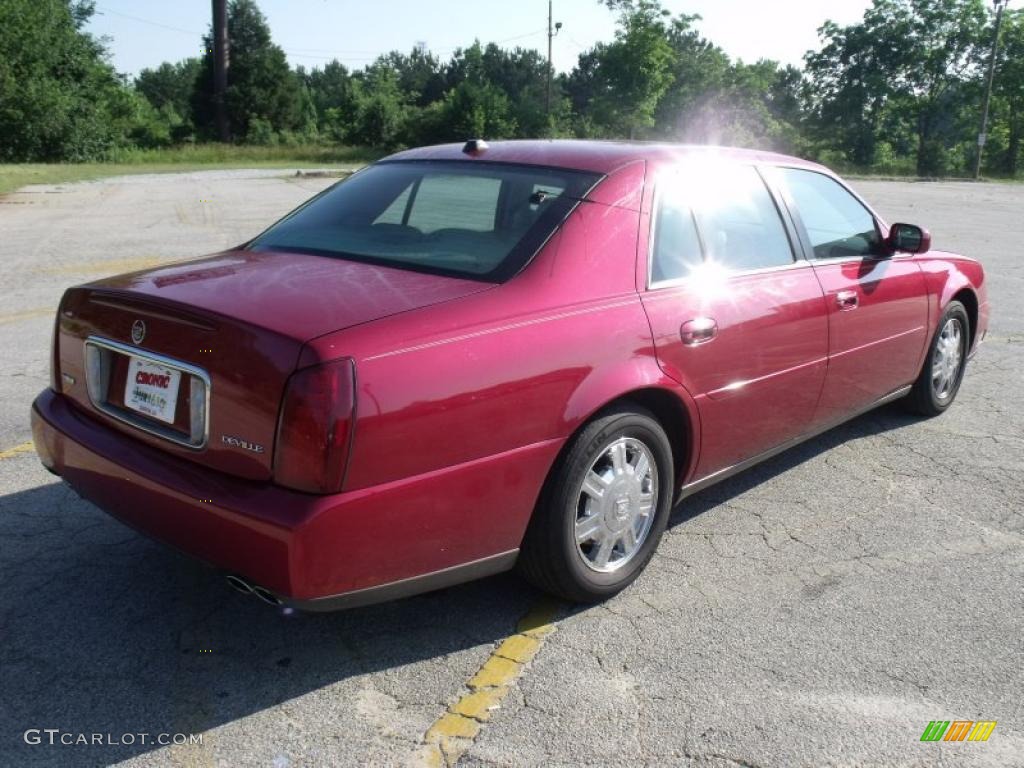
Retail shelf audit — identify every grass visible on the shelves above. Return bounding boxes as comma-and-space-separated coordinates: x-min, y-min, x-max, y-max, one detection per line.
4, 144, 1018, 196
0, 144, 380, 196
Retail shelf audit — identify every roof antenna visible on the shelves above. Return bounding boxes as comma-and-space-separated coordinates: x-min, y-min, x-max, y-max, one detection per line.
463, 139, 489, 155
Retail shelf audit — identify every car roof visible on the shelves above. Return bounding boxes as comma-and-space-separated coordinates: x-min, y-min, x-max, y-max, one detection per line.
382, 139, 828, 175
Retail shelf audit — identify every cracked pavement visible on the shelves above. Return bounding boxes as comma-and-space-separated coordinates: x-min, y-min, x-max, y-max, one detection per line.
0, 173, 1021, 767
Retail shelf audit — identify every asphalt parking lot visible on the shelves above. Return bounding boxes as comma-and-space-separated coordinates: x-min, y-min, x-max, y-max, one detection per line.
1, 170, 1021, 768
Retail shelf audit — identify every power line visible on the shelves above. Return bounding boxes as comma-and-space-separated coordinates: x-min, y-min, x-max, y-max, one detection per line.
95, 6, 201, 36
285, 52, 394, 61
495, 28, 548, 45
275, 46, 407, 55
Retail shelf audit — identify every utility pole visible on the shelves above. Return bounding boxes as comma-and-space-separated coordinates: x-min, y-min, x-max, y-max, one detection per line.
212, 0, 230, 142
975, 0, 1007, 179
546, 1, 562, 119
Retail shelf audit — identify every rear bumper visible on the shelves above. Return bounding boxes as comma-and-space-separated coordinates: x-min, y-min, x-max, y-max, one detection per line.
31, 389, 556, 608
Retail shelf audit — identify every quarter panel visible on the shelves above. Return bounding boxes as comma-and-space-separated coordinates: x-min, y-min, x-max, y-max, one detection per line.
340, 296, 654, 490
301, 175, 651, 492
294, 439, 563, 597
916, 252, 989, 350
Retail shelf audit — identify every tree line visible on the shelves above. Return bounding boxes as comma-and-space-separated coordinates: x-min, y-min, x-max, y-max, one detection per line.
2, 0, 1022, 177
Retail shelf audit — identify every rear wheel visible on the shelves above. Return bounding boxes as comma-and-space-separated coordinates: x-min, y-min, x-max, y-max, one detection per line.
518, 405, 674, 603
904, 300, 969, 416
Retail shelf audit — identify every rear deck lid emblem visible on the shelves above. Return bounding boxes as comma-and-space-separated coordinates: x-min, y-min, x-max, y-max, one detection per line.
131, 319, 146, 345
221, 435, 265, 454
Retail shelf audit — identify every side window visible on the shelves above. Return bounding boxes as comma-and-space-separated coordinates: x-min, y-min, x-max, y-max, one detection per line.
693, 164, 794, 271
651, 184, 703, 284
779, 168, 880, 259
373, 183, 414, 226
406, 174, 501, 233
531, 182, 565, 207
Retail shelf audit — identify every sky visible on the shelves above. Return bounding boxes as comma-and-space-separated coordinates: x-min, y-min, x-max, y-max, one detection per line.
86, 0, 873, 80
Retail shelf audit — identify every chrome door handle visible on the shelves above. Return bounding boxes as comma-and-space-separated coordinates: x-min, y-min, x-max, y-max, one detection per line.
680, 317, 718, 345
836, 290, 859, 311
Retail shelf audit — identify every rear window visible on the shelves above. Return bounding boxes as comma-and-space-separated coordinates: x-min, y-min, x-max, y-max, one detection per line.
248, 161, 601, 281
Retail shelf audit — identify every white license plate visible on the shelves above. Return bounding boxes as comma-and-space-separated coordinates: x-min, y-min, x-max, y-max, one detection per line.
124, 357, 182, 424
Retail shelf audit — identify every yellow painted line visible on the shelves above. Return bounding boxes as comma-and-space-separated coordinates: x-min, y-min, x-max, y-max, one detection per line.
0, 308, 55, 325
0, 441, 35, 460
413, 598, 561, 767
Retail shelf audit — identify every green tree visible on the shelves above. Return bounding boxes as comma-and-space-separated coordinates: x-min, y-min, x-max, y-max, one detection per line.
192, 0, 304, 141
652, 14, 730, 138
805, 16, 903, 167
136, 60, 200, 121
993, 9, 1024, 175
135, 58, 201, 141
346, 67, 410, 149
584, 0, 676, 138
480, 44, 555, 137
379, 48, 446, 107
573, 5, 802, 152
0, 0, 137, 160
806, 0, 987, 175
565, 48, 603, 122
705, 62, 804, 150
439, 80, 517, 141
301, 61, 357, 141
303, 61, 353, 115
444, 42, 554, 137
427, 43, 517, 142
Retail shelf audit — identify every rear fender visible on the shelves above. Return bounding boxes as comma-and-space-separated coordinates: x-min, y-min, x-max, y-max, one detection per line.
917, 255, 988, 351
561, 359, 701, 491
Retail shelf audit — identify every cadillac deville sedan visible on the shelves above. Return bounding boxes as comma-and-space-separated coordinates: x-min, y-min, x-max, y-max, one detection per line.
31, 140, 989, 609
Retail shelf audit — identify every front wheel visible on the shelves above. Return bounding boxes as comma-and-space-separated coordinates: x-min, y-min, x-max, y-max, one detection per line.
904, 300, 970, 417
518, 405, 674, 603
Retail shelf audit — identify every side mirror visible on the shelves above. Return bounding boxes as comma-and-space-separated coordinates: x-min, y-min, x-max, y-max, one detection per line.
887, 223, 931, 254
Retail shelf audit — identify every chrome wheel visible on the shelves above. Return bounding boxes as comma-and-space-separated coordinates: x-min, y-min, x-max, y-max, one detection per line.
574, 437, 658, 573
932, 317, 964, 400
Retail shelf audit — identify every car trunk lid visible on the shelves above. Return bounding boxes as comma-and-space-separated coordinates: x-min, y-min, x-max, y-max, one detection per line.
55, 250, 492, 481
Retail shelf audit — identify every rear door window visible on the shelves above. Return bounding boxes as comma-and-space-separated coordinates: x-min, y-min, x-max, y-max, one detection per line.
693, 164, 794, 271
648, 163, 796, 285
650, 185, 703, 284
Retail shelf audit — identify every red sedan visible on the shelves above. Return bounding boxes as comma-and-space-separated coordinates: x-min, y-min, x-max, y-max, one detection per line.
31, 141, 988, 609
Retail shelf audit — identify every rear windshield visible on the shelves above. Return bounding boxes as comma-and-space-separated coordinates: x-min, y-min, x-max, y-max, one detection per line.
248, 160, 602, 281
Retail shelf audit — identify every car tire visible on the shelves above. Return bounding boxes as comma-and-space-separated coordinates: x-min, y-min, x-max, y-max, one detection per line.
903, 300, 970, 417
518, 404, 674, 603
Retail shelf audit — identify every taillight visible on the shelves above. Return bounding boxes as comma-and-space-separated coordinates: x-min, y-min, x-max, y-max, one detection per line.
273, 358, 355, 494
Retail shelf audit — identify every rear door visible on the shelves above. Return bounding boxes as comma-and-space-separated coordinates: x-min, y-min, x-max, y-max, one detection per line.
640, 161, 829, 481
771, 167, 929, 425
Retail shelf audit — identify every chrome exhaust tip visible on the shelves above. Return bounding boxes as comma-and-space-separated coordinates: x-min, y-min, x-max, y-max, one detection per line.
252, 586, 283, 606
226, 574, 283, 607
225, 574, 253, 595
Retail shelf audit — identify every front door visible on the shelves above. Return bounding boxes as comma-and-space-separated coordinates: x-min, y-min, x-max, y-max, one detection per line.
640, 162, 829, 481
772, 167, 929, 425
